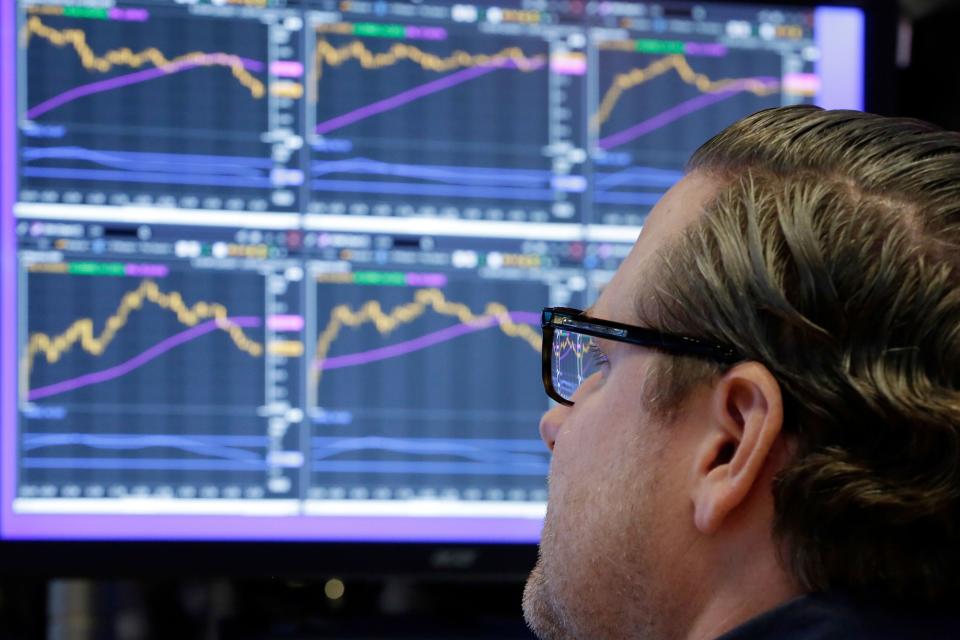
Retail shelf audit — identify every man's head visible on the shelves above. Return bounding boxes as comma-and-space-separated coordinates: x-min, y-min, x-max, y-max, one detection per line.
523, 106, 960, 640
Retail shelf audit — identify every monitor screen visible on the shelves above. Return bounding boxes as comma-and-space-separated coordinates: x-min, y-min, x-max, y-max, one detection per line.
0, 0, 865, 543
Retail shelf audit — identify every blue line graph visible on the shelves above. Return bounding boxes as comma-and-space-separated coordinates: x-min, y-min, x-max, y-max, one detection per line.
592, 165, 682, 207
311, 435, 544, 449
596, 165, 683, 188
310, 460, 548, 475
310, 178, 556, 201
311, 436, 546, 464
21, 458, 546, 474
21, 458, 268, 471
310, 157, 554, 199
309, 157, 678, 204
19, 434, 549, 475
23, 146, 679, 203
23, 147, 273, 172
22, 433, 268, 462
309, 436, 549, 476
21, 146, 285, 189
592, 191, 663, 206
312, 158, 551, 186
22, 167, 275, 188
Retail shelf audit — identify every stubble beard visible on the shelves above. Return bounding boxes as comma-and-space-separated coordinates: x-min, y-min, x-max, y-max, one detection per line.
523, 555, 571, 640
522, 505, 574, 640
522, 467, 668, 640
523, 412, 672, 640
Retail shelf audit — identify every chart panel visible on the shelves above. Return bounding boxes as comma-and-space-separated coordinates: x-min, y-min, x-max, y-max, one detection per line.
302, 233, 585, 510
18, 2, 304, 214
16, 222, 305, 510
306, 8, 587, 224
588, 3, 821, 226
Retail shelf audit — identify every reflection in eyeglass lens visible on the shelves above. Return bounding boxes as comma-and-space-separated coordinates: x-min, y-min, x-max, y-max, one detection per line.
551, 329, 608, 402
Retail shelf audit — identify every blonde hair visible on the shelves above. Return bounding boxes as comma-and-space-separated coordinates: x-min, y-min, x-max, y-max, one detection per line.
643, 106, 960, 603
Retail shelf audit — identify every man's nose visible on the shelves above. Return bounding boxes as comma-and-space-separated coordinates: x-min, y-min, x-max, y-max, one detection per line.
538, 403, 569, 452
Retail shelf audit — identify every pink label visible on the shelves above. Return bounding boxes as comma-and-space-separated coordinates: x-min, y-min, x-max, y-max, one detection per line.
405, 26, 447, 40
108, 8, 149, 21
405, 273, 448, 287
684, 42, 727, 57
270, 61, 305, 78
267, 314, 305, 332
784, 73, 822, 95
124, 263, 169, 278
550, 54, 586, 76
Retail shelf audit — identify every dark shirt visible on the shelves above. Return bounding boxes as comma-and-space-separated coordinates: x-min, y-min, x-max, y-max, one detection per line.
716, 592, 960, 640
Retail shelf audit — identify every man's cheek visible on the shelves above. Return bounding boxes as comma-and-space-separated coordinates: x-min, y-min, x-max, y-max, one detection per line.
545, 453, 571, 510
548, 428, 594, 499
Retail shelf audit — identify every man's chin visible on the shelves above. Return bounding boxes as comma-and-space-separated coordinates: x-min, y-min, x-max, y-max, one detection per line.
523, 560, 571, 640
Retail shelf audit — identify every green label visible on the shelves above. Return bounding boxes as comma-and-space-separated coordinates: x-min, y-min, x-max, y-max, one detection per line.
635, 39, 685, 55
68, 262, 126, 276
353, 23, 406, 39
353, 271, 407, 286
63, 6, 109, 19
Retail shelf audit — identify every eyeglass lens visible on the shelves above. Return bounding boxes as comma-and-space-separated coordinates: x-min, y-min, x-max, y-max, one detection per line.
551, 328, 606, 403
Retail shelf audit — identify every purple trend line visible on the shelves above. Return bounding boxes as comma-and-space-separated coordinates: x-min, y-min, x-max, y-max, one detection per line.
26, 54, 264, 120
314, 58, 545, 135
27, 316, 261, 401
316, 311, 539, 371
597, 77, 780, 150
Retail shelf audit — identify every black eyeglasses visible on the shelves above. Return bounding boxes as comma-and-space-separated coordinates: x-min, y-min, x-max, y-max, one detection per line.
541, 307, 743, 406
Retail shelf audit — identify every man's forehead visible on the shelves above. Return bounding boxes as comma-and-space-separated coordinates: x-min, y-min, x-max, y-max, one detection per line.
590, 172, 720, 323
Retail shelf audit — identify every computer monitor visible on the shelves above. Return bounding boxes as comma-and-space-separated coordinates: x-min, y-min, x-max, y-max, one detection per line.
0, 0, 892, 573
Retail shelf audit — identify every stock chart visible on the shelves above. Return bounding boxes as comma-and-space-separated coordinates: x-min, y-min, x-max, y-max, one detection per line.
307, 273, 550, 501
16, 1, 819, 227
18, 262, 302, 501
19, 4, 304, 213
307, 19, 584, 223
590, 39, 784, 226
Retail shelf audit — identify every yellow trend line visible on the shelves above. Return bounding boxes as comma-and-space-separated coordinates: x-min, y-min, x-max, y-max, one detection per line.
310, 38, 544, 103
24, 16, 265, 99
22, 280, 263, 393
591, 54, 779, 131
311, 287, 539, 387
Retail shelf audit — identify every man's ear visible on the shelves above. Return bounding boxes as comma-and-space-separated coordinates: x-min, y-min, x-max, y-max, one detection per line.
691, 362, 784, 535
